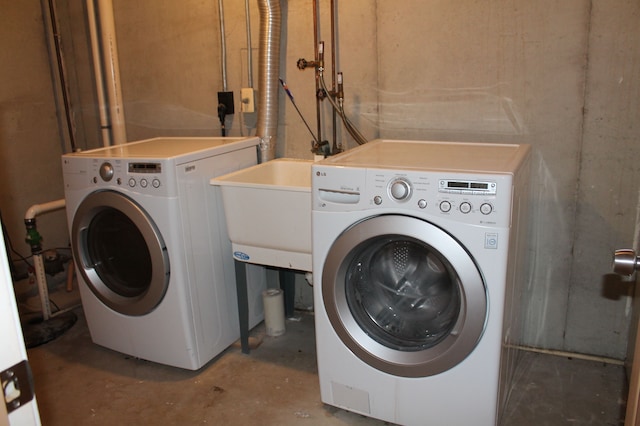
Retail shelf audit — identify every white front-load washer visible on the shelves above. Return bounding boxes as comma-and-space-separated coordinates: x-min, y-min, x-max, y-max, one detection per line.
312, 139, 531, 425
62, 137, 266, 370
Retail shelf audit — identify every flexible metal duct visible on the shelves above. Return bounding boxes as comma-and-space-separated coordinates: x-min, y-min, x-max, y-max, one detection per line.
256, 0, 281, 162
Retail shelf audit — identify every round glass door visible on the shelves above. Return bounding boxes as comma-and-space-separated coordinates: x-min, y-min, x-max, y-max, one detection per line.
72, 190, 170, 316
322, 215, 487, 377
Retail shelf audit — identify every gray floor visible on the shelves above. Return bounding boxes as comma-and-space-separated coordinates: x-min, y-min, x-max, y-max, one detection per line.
17, 277, 627, 425
502, 351, 626, 425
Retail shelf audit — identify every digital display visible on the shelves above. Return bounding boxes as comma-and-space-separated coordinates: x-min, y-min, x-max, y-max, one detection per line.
440, 179, 496, 195
129, 163, 161, 173
470, 182, 488, 189
448, 181, 469, 188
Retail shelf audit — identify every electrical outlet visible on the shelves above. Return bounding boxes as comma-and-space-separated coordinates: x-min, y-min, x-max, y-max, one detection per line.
217, 91, 235, 115
241, 88, 255, 113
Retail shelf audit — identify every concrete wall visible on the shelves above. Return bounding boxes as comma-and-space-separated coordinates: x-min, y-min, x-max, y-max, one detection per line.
567, 1, 640, 357
1, 1, 69, 268
1, 0, 639, 359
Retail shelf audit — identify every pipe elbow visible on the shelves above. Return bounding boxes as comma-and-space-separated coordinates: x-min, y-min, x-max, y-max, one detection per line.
24, 199, 66, 221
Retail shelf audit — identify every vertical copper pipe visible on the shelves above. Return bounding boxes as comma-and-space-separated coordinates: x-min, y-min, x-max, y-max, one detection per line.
313, 0, 322, 146
330, 0, 338, 152
218, 0, 228, 91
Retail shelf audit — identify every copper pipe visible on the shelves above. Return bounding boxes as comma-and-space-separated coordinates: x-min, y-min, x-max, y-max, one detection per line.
313, 0, 322, 145
330, 0, 338, 152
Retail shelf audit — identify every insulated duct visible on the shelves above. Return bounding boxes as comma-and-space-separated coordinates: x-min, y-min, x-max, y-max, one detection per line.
256, 0, 282, 163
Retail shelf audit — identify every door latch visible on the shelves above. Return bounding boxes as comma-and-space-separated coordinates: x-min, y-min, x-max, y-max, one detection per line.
2, 360, 35, 414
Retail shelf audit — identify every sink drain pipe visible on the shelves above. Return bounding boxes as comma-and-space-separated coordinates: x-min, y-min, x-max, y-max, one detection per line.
24, 199, 79, 321
256, 0, 282, 163
22, 199, 78, 348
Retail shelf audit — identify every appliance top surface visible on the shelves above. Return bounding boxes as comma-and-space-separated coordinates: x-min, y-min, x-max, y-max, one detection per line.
64, 137, 259, 159
319, 139, 530, 173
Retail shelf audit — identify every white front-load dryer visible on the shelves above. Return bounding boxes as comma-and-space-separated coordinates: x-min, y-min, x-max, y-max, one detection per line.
62, 137, 266, 370
312, 139, 531, 425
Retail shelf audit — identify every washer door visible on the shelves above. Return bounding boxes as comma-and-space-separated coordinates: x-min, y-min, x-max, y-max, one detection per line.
322, 215, 487, 378
71, 190, 170, 316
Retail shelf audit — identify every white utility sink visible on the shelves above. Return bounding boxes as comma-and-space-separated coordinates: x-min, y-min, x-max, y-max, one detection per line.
210, 158, 312, 271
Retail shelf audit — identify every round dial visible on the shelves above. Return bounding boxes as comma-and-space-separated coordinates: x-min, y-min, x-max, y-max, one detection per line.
99, 162, 114, 182
389, 179, 411, 201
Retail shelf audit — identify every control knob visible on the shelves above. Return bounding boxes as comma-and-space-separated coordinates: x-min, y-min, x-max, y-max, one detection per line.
99, 162, 114, 182
389, 178, 411, 201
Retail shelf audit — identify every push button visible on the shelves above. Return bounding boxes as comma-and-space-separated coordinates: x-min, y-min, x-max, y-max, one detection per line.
480, 203, 493, 215
485, 233, 499, 249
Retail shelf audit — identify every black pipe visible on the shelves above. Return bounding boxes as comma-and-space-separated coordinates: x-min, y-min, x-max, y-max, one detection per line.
45, 0, 77, 152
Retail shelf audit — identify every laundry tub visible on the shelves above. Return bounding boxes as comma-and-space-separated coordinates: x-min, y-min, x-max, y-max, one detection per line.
210, 158, 313, 272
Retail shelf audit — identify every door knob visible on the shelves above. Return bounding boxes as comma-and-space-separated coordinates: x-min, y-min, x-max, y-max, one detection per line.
613, 249, 640, 276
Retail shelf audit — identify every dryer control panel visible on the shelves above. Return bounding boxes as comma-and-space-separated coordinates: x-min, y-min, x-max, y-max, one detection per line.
96, 160, 172, 196
312, 164, 514, 227
62, 157, 178, 198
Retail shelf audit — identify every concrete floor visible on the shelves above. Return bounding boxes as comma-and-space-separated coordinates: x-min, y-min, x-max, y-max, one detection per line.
17, 278, 628, 425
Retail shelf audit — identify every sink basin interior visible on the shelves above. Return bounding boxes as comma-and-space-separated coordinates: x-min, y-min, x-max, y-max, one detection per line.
212, 158, 311, 190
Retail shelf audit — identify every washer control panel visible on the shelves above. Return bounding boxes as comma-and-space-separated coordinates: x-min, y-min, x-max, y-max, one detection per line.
313, 165, 513, 227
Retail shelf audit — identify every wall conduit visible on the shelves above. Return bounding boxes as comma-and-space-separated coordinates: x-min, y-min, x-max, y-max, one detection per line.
256, 0, 282, 163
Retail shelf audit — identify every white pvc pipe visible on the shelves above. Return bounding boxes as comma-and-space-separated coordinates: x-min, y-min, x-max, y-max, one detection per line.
97, 0, 127, 145
25, 199, 66, 221
94, 0, 127, 145
86, 0, 111, 147
33, 253, 53, 320
24, 199, 69, 320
